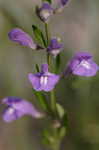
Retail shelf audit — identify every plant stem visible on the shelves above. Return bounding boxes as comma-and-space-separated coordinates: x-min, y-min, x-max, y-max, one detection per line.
45, 22, 57, 116
44, 21, 60, 150
45, 23, 49, 46
50, 90, 57, 116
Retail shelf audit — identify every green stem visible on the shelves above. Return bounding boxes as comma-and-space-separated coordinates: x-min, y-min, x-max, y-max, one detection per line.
50, 90, 57, 116
45, 23, 49, 46
45, 22, 57, 117
44, 21, 60, 150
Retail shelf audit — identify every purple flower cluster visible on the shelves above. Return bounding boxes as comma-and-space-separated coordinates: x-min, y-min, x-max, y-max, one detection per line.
2, 51, 98, 122
8, 28, 63, 57
1, 0, 99, 124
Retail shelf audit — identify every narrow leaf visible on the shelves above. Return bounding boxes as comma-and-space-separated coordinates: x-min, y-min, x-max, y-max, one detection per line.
56, 103, 65, 118
32, 25, 47, 47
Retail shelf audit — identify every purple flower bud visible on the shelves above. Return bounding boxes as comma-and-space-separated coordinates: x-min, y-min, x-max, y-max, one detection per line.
8, 28, 37, 49
54, 0, 69, 13
2, 97, 42, 122
60, 0, 69, 6
36, 2, 53, 22
28, 64, 60, 92
65, 52, 99, 77
47, 37, 63, 57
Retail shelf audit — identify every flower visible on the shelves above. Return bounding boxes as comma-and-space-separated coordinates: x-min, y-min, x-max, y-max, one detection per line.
54, 0, 69, 13
60, 0, 69, 7
8, 28, 37, 49
2, 97, 42, 122
28, 64, 60, 91
65, 52, 99, 77
47, 37, 63, 57
36, 2, 53, 22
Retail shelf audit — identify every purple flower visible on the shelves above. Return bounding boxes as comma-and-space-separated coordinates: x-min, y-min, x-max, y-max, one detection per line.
55, 0, 69, 13
28, 64, 60, 92
47, 37, 63, 57
65, 52, 99, 77
2, 97, 42, 122
60, 0, 69, 6
8, 28, 37, 49
36, 2, 53, 22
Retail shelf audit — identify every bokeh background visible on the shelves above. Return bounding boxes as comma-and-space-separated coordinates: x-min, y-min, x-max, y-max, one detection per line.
0, 0, 99, 150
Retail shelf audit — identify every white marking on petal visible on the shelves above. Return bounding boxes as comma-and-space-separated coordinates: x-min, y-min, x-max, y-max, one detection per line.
40, 76, 48, 86
51, 49, 60, 57
40, 10, 50, 20
79, 60, 91, 69
8, 108, 14, 114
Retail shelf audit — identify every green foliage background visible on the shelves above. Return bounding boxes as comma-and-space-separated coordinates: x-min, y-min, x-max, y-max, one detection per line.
0, 0, 99, 150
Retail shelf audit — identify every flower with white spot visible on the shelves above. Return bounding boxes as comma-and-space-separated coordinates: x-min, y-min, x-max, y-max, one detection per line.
2, 97, 43, 123
47, 37, 63, 57
36, 2, 53, 22
64, 52, 99, 77
28, 64, 60, 92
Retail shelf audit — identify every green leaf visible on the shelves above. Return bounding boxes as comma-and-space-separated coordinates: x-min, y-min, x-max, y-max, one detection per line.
32, 25, 47, 47
33, 90, 49, 111
58, 127, 66, 138
35, 64, 40, 72
55, 54, 61, 73
42, 0, 52, 4
56, 103, 65, 118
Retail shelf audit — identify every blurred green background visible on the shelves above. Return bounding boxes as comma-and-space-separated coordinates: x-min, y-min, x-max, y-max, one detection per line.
0, 0, 99, 150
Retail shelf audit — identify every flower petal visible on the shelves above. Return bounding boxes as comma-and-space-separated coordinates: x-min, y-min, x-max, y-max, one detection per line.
2, 97, 42, 122
73, 59, 99, 77
65, 51, 99, 77
3, 106, 17, 122
28, 73, 43, 91
8, 28, 37, 49
41, 64, 49, 73
41, 74, 60, 91
47, 38, 63, 56
60, 0, 69, 6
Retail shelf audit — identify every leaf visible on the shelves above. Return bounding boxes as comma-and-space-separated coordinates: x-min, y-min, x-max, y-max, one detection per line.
32, 25, 47, 47
58, 127, 66, 138
56, 103, 65, 118
33, 90, 49, 112
42, 0, 52, 4
55, 54, 61, 73
35, 64, 40, 72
